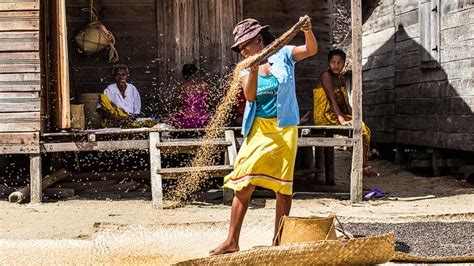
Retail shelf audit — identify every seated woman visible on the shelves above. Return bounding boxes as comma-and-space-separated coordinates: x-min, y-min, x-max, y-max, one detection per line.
99, 65, 156, 128
171, 64, 210, 129
313, 49, 377, 176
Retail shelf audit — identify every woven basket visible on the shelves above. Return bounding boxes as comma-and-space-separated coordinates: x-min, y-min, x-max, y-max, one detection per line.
275, 215, 337, 246
177, 233, 395, 266
75, 22, 109, 55
75, 6, 119, 63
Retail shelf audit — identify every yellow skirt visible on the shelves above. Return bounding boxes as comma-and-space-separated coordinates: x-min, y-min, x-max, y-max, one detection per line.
99, 94, 156, 128
313, 87, 371, 162
223, 117, 298, 195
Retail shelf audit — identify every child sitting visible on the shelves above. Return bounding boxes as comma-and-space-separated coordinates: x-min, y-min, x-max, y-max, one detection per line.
313, 49, 377, 176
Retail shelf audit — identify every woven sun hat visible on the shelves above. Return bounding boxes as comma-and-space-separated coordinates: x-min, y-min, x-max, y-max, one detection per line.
231, 18, 269, 53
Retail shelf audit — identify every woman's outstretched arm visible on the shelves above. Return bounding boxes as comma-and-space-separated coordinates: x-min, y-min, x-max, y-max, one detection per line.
240, 66, 259, 102
292, 17, 318, 62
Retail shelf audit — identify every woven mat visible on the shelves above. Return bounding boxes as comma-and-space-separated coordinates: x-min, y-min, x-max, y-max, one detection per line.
176, 232, 474, 265
177, 233, 395, 265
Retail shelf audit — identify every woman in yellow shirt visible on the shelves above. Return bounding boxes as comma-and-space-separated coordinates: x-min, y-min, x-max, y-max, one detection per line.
313, 49, 377, 176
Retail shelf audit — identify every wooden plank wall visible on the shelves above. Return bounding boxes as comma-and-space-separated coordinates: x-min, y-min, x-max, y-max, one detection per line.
243, 0, 333, 113
362, 0, 396, 143
0, 0, 41, 154
67, 0, 329, 123
67, 0, 242, 117
393, 0, 473, 150
156, 0, 242, 77
66, 0, 159, 115
363, 0, 474, 151
437, 0, 473, 150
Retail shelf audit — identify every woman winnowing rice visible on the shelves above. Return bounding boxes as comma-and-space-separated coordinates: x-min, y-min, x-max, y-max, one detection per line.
210, 17, 318, 256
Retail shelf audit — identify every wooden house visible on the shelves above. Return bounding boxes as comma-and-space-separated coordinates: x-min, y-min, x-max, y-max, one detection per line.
64, 0, 334, 120
0, 0, 335, 171
0, 1, 41, 155
1, 0, 367, 205
359, 0, 473, 152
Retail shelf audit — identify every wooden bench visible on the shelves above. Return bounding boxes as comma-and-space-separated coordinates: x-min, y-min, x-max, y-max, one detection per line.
37, 127, 238, 209
297, 125, 353, 186
32, 125, 355, 208
232, 125, 353, 192
149, 128, 238, 209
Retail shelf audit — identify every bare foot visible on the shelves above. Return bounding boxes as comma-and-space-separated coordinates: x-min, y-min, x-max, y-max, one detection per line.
209, 240, 239, 256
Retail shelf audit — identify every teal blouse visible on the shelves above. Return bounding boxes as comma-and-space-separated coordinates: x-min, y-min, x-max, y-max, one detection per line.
255, 74, 279, 118
241, 45, 299, 137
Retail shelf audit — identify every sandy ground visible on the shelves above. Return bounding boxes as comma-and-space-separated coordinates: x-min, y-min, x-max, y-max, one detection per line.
1, 152, 473, 264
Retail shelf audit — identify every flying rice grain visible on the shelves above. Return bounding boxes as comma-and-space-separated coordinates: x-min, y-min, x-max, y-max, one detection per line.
169, 16, 311, 203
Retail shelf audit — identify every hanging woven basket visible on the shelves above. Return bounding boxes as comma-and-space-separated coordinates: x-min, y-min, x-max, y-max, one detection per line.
75, 6, 119, 63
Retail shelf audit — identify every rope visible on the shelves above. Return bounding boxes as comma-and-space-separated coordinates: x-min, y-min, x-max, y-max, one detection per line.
90, 0, 93, 21
81, 3, 98, 22
97, 23, 119, 63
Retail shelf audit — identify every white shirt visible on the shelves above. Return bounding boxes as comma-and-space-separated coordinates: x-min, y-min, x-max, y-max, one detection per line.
103, 83, 141, 114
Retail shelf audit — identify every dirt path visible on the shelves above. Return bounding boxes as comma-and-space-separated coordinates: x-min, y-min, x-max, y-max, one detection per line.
1, 154, 473, 264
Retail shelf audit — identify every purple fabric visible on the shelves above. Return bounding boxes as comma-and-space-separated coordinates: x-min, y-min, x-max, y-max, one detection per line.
172, 90, 210, 129
364, 188, 387, 200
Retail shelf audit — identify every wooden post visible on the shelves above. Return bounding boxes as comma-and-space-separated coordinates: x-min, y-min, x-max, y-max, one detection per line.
324, 147, 336, 186
432, 149, 441, 176
314, 147, 326, 184
394, 144, 405, 164
149, 132, 163, 209
30, 153, 42, 203
224, 130, 237, 205
54, 0, 70, 129
350, 0, 363, 203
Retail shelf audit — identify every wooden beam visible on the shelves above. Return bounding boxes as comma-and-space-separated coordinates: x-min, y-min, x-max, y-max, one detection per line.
41, 140, 148, 152
0, 98, 40, 112
149, 132, 163, 210
158, 165, 234, 175
0, 85, 40, 92
29, 153, 42, 203
0, 11, 40, 31
223, 130, 237, 205
324, 147, 336, 185
298, 137, 354, 147
0, 122, 41, 132
55, 0, 70, 129
156, 139, 232, 154
0, 1, 39, 11
350, 0, 363, 203
9, 168, 69, 204
156, 140, 231, 148
0, 31, 39, 52
235, 137, 354, 147
0, 144, 39, 154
